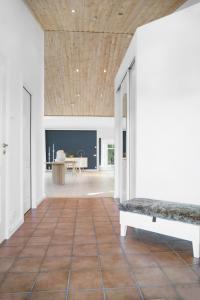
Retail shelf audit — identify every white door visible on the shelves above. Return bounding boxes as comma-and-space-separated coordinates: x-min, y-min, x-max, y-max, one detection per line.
23, 88, 31, 214
0, 63, 7, 243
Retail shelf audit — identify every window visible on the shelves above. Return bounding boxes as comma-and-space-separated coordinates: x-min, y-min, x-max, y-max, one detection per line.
107, 144, 115, 165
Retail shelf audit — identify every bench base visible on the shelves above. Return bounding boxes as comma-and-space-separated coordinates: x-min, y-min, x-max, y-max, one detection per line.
120, 211, 200, 258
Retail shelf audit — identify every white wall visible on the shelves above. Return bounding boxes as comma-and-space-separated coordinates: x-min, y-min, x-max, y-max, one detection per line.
0, 0, 44, 237
177, 0, 200, 10
44, 116, 114, 131
135, 4, 200, 204
44, 117, 114, 143
115, 3, 200, 205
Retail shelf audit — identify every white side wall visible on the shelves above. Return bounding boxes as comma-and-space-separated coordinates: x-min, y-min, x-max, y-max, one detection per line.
135, 4, 200, 204
177, 0, 200, 10
0, 0, 44, 237
44, 116, 114, 132
115, 3, 200, 205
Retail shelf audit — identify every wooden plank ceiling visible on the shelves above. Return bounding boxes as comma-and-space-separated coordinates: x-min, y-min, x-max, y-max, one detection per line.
26, 0, 186, 117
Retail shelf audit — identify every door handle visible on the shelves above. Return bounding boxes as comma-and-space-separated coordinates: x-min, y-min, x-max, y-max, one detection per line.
2, 143, 8, 148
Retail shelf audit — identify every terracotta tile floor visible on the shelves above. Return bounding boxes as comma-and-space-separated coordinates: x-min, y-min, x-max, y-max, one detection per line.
0, 197, 200, 299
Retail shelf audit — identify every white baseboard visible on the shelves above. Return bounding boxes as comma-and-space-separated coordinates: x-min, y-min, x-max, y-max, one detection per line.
8, 218, 24, 239
36, 196, 45, 208
0, 236, 5, 244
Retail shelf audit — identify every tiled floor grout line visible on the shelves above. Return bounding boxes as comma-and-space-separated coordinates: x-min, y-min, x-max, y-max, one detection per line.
128, 232, 197, 297
0, 206, 50, 294
66, 200, 79, 300
40, 200, 77, 298
92, 202, 107, 300
147, 245, 191, 300
104, 199, 200, 300
10, 202, 72, 297
101, 198, 145, 300
1, 198, 200, 299
124, 237, 183, 300
28, 203, 56, 295
143, 261, 182, 300
159, 265, 196, 300
146, 237, 198, 299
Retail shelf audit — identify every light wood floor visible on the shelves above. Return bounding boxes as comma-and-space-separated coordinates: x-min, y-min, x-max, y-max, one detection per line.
45, 170, 114, 198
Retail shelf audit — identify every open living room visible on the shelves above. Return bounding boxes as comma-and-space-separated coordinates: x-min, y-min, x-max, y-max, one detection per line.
44, 116, 115, 198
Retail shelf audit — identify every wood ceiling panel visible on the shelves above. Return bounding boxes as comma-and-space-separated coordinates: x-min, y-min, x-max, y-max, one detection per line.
25, 0, 186, 116
45, 31, 131, 116
26, 0, 186, 33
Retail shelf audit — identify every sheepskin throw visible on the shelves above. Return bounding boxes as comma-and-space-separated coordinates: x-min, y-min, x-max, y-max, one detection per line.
119, 198, 200, 225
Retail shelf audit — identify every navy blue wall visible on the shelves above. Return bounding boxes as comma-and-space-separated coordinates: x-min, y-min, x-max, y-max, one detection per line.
99, 138, 101, 165
46, 130, 97, 169
123, 130, 126, 158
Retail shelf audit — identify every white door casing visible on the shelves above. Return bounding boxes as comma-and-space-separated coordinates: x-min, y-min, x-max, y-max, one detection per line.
115, 60, 136, 202
128, 63, 136, 199
0, 59, 7, 243
120, 73, 128, 202
23, 87, 31, 214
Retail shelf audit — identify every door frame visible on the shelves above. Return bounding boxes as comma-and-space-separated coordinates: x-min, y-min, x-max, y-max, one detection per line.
0, 54, 8, 243
114, 59, 136, 202
22, 86, 32, 214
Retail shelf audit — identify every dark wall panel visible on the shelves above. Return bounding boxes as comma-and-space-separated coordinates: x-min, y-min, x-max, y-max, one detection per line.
99, 138, 101, 166
123, 130, 126, 158
46, 130, 97, 169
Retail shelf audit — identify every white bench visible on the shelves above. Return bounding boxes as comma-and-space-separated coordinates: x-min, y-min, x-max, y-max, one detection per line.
119, 198, 200, 258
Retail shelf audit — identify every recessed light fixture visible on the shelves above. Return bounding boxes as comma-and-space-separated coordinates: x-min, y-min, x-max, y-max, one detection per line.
71, 9, 76, 13
71, 103, 75, 106
76, 94, 80, 97
76, 68, 79, 73
104, 69, 107, 73
100, 94, 103, 97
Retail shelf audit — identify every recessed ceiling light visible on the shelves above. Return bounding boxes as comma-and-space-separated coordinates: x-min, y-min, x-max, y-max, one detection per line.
76, 94, 80, 97
104, 69, 107, 73
71, 9, 76, 13
100, 94, 103, 97
71, 103, 75, 106
76, 68, 79, 73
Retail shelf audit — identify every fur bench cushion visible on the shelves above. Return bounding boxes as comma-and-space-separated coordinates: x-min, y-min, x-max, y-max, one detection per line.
119, 198, 200, 225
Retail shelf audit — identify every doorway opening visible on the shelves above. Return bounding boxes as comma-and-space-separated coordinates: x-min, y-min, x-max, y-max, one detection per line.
44, 129, 114, 198
107, 144, 115, 166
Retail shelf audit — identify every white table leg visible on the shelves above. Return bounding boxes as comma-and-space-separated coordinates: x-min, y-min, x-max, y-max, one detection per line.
120, 224, 127, 237
192, 241, 200, 258
193, 227, 200, 258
